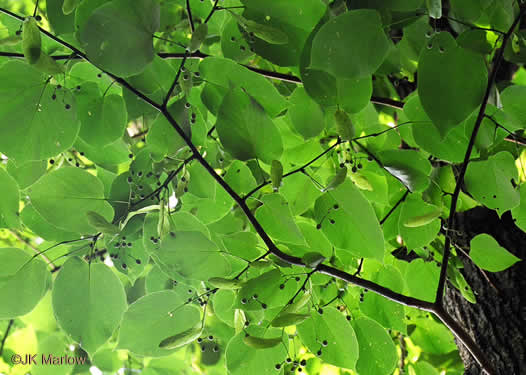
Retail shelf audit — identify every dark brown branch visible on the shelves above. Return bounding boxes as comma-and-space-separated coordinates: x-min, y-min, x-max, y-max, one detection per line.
435, 7, 526, 308
0, 320, 14, 356
185, 0, 195, 32
163, 51, 188, 108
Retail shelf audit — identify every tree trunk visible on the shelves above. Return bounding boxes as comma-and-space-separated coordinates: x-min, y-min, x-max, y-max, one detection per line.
444, 207, 526, 375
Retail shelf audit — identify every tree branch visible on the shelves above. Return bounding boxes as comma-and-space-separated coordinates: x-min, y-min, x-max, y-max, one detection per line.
435, 7, 526, 307
185, 0, 195, 32
0, 320, 13, 356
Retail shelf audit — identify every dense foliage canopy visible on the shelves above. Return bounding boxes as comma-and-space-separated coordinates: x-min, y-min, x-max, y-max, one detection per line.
0, 1, 524, 375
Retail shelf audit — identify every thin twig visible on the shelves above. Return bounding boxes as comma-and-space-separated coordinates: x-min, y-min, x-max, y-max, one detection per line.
0, 320, 14, 356
380, 190, 409, 225
162, 51, 188, 108
185, 0, 195, 32
243, 140, 342, 200
8, 230, 58, 271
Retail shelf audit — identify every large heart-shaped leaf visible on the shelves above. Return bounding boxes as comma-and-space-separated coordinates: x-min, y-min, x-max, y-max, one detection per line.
79, 0, 160, 77
28, 167, 114, 234
0, 61, 79, 162
52, 257, 127, 357
215, 86, 283, 164
0, 248, 51, 319
418, 32, 487, 137
310, 10, 390, 79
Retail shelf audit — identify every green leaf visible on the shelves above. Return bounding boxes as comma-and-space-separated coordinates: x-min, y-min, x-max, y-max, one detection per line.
399, 196, 441, 249
410, 316, 457, 354
360, 266, 406, 332
405, 259, 440, 302
62, 0, 81, 15
287, 87, 325, 139
352, 317, 398, 375
215, 87, 283, 164
242, 335, 283, 349
380, 149, 432, 192
301, 252, 326, 269
464, 151, 520, 215
314, 180, 384, 261
46, 0, 76, 35
310, 10, 390, 79
118, 290, 201, 357
0, 168, 21, 229
418, 32, 487, 137
28, 167, 114, 234
323, 166, 347, 192
52, 257, 127, 356
228, 11, 288, 45
208, 277, 244, 290
298, 307, 359, 370
79, 0, 160, 77
404, 94, 468, 163
190, 23, 208, 52
270, 160, 283, 192
22, 17, 41, 64
86, 211, 120, 235
240, 0, 326, 66
76, 84, 128, 147
271, 312, 311, 327
255, 193, 305, 245
0, 248, 50, 319
159, 326, 202, 349
334, 109, 355, 141
403, 210, 442, 227
501, 85, 526, 128
143, 212, 231, 280
470, 234, 521, 272
226, 332, 286, 375
0, 61, 79, 162
236, 269, 297, 311
199, 57, 287, 117
426, 0, 442, 19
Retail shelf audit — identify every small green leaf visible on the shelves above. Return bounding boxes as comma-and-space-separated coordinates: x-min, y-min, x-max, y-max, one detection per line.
190, 23, 208, 52
0, 168, 21, 229
243, 335, 282, 349
403, 209, 442, 227
270, 160, 283, 192
159, 326, 202, 349
22, 17, 41, 64
228, 11, 288, 45
470, 234, 521, 272
301, 252, 326, 269
271, 312, 311, 327
323, 167, 347, 192
208, 277, 244, 290
62, 0, 80, 15
86, 211, 120, 235
334, 109, 355, 141
426, 0, 442, 19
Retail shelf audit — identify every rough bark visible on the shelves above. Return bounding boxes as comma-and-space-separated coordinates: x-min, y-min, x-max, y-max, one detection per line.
445, 207, 526, 375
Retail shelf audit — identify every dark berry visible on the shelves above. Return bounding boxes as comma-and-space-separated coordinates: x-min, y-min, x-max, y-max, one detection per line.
322, 340, 328, 347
